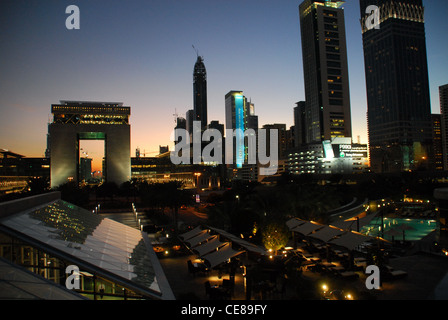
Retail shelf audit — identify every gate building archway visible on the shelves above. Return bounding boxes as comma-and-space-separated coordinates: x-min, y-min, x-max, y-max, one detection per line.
49, 101, 131, 188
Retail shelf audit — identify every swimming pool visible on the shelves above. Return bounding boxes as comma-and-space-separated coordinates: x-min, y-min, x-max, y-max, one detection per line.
361, 217, 438, 241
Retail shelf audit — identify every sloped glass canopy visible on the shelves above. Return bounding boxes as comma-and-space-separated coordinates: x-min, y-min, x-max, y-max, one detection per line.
1, 200, 164, 298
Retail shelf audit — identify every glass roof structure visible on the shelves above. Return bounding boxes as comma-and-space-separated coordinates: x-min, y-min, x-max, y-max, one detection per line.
0, 199, 174, 300
0, 257, 87, 300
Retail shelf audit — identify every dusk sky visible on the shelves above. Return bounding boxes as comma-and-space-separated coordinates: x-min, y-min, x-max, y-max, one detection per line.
1, 0, 447, 171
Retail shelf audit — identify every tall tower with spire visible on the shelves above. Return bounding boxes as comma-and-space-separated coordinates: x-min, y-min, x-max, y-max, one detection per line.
193, 53, 208, 131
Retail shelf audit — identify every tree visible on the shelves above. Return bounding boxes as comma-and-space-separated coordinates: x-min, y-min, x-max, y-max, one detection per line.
138, 181, 193, 234
261, 223, 289, 254
55, 181, 89, 207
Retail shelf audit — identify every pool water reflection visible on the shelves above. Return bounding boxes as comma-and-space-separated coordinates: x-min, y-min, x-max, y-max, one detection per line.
361, 217, 438, 241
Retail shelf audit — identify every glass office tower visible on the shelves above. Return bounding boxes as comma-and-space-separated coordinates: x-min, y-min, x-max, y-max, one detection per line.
299, 0, 352, 144
360, 0, 433, 172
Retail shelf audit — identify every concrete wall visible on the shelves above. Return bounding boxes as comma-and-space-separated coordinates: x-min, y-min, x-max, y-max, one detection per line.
49, 123, 130, 188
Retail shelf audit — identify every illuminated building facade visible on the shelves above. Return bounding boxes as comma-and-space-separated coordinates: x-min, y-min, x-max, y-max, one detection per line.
49, 101, 131, 188
225, 91, 259, 181
299, 0, 352, 144
287, 137, 369, 175
360, 0, 433, 172
131, 155, 222, 190
0, 149, 50, 194
225, 91, 246, 170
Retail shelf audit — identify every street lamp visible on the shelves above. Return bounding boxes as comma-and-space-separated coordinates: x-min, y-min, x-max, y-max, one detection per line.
194, 172, 201, 189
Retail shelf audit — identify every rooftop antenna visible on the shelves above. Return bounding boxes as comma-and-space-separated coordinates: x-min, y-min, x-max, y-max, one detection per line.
173, 108, 179, 124
192, 45, 199, 58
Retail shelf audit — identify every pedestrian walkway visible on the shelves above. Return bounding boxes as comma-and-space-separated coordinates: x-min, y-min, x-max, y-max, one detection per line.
100, 211, 140, 229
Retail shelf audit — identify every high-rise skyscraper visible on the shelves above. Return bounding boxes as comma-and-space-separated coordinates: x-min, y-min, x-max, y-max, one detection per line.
193, 56, 208, 131
360, 0, 433, 173
225, 91, 260, 181
225, 91, 246, 169
440, 84, 448, 170
299, 0, 352, 144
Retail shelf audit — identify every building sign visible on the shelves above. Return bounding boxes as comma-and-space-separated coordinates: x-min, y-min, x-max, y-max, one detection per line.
338, 144, 368, 158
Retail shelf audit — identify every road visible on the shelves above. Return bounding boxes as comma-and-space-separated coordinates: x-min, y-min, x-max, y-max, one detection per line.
177, 206, 208, 225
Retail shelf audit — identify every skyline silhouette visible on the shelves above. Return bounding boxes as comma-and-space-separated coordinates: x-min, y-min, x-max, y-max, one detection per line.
1, 0, 447, 172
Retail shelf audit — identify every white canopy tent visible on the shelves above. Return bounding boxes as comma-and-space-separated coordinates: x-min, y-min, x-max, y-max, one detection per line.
286, 218, 307, 230
208, 226, 266, 254
185, 231, 213, 248
291, 221, 325, 236
202, 243, 245, 269
193, 236, 226, 257
179, 226, 204, 241
287, 216, 384, 252
307, 225, 345, 243
327, 231, 373, 251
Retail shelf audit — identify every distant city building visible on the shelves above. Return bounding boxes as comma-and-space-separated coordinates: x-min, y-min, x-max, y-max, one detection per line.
193, 56, 208, 131
0, 149, 50, 194
245, 98, 258, 130
175, 117, 186, 130
360, 0, 433, 172
131, 154, 222, 190
45, 123, 51, 159
186, 109, 194, 137
262, 124, 287, 160
294, 101, 306, 148
287, 137, 369, 175
440, 84, 448, 170
299, 0, 352, 144
79, 157, 92, 182
225, 91, 259, 182
159, 145, 169, 155
286, 126, 295, 151
208, 120, 224, 137
225, 91, 246, 170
